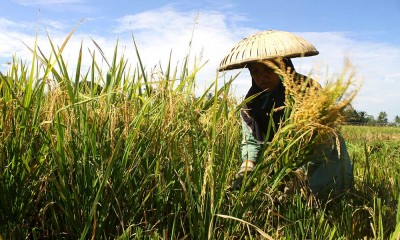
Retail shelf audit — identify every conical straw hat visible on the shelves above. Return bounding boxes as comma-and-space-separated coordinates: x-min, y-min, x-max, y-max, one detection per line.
218, 30, 319, 71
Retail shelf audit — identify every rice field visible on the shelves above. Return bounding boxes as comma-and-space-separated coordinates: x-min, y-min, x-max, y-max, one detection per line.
0, 34, 399, 239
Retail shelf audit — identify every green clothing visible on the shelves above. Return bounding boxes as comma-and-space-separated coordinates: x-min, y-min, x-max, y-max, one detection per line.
241, 119, 262, 163
306, 134, 353, 196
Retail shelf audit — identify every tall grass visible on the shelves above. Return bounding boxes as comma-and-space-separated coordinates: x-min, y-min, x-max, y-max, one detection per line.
341, 125, 400, 240
1, 30, 399, 239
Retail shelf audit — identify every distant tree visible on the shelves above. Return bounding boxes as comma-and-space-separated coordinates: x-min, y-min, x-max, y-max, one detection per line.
342, 106, 372, 125
364, 114, 376, 125
376, 111, 389, 126
358, 111, 368, 124
394, 115, 400, 127
342, 105, 360, 124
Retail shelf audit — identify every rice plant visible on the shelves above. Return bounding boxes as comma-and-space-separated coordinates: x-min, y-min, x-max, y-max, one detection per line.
0, 28, 399, 239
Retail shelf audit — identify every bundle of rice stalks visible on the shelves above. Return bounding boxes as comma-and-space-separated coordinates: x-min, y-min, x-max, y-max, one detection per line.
259, 58, 359, 200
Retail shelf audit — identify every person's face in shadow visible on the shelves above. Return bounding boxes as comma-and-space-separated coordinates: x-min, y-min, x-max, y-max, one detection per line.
248, 62, 280, 92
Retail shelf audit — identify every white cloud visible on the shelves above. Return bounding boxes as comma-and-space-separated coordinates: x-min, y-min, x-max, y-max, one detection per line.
291, 32, 400, 119
40, 18, 70, 30
1, 7, 399, 120
0, 17, 34, 31
113, 7, 257, 92
0, 18, 106, 82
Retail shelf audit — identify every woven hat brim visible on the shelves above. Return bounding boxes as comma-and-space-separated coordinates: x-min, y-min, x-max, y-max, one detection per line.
218, 51, 319, 71
218, 30, 319, 72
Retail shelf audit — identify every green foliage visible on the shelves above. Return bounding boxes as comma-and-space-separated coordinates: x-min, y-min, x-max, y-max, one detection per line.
0, 31, 399, 239
342, 105, 376, 125
377, 111, 389, 126
342, 107, 399, 127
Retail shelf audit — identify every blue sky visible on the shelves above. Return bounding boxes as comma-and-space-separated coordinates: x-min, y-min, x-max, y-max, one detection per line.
1, 0, 400, 120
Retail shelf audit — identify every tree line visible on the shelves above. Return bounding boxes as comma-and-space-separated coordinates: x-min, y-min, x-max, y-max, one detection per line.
342, 105, 400, 126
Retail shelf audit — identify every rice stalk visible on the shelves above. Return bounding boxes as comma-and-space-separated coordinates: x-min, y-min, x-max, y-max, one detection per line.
2, 26, 399, 239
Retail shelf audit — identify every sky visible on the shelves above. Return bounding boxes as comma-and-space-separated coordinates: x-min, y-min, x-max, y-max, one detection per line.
1, 0, 400, 120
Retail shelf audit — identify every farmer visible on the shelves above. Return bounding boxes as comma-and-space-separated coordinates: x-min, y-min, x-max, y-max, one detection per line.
218, 30, 353, 198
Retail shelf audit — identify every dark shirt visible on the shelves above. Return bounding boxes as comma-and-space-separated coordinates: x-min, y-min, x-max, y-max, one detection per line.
241, 79, 286, 143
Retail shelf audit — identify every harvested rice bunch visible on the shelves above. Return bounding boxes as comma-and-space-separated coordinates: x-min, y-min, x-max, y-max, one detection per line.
263, 58, 360, 168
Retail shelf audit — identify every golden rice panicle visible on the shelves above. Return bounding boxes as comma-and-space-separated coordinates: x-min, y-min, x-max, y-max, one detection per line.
260, 58, 360, 172
266, 58, 359, 131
